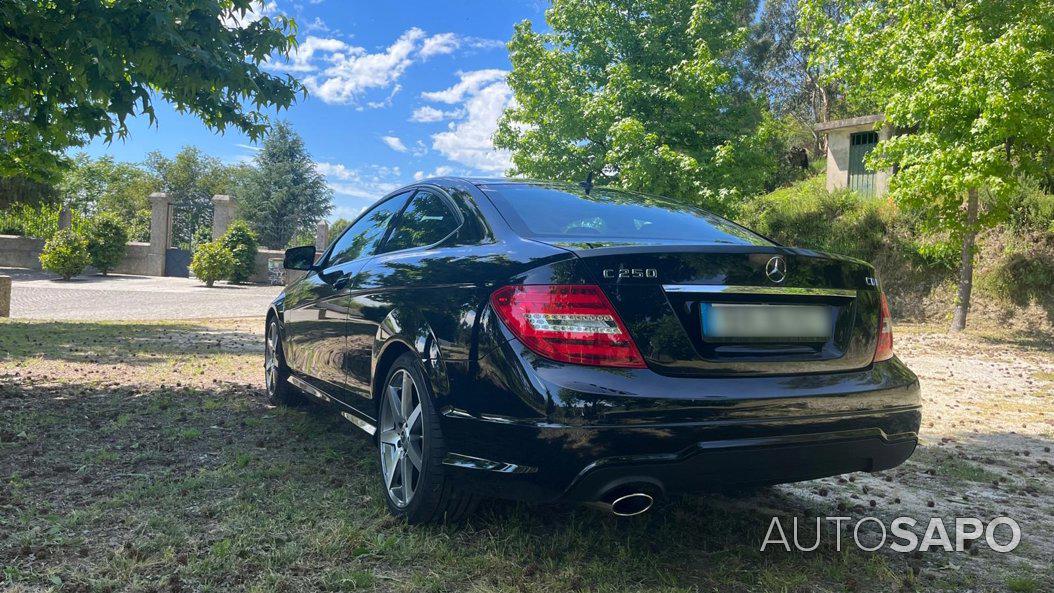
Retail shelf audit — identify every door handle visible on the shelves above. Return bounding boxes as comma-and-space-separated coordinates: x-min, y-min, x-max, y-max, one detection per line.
332, 276, 349, 291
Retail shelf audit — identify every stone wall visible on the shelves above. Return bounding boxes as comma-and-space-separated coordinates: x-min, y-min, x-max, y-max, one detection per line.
1, 237, 164, 277
109, 242, 154, 276
0, 234, 288, 284
0, 235, 45, 270
1, 190, 318, 284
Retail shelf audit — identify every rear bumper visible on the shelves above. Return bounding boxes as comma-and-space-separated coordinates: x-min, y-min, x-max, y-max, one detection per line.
440, 409, 919, 503
439, 338, 921, 503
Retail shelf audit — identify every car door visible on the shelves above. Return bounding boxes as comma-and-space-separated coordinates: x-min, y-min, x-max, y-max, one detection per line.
341, 189, 464, 417
282, 192, 411, 394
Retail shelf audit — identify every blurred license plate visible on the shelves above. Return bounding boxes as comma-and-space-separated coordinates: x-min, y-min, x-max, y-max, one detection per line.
701, 303, 832, 340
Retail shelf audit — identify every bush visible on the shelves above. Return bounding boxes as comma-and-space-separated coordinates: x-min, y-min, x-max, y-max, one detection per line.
190, 241, 235, 287
0, 202, 67, 239
736, 174, 892, 261
39, 229, 91, 280
221, 220, 259, 283
83, 213, 128, 275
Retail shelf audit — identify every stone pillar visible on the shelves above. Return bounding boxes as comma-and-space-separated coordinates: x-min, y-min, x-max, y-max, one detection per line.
146, 192, 172, 276
211, 195, 235, 240
0, 275, 10, 317
315, 220, 329, 252
58, 205, 72, 231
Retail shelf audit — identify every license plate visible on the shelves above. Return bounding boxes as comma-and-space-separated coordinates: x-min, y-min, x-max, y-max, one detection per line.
700, 303, 832, 341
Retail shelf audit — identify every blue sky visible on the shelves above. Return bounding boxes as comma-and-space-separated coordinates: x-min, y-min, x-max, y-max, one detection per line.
83, 0, 548, 221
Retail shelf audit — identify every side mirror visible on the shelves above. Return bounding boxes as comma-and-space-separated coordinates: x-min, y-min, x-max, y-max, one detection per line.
283, 245, 318, 270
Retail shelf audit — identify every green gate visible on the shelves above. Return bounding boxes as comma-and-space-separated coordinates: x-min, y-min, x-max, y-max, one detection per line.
848, 131, 879, 197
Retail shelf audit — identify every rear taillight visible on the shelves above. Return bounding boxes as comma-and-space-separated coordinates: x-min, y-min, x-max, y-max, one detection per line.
490, 284, 646, 368
874, 291, 894, 362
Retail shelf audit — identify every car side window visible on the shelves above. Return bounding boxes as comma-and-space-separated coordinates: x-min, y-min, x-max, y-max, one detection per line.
327, 192, 410, 267
381, 190, 460, 253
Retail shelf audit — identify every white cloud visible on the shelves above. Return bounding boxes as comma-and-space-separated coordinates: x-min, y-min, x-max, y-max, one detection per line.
419, 33, 460, 58
466, 38, 506, 51
330, 205, 367, 222
424, 70, 513, 174
413, 166, 454, 181
267, 29, 503, 107
366, 84, 401, 109
303, 17, 330, 34
420, 69, 507, 104
317, 161, 404, 200
410, 105, 460, 123
303, 28, 425, 104
381, 136, 408, 152
266, 36, 350, 73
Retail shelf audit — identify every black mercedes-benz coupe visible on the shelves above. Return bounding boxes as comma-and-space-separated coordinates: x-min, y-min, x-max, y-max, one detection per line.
265, 178, 920, 523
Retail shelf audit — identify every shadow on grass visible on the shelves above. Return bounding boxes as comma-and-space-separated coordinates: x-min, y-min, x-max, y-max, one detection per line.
0, 319, 263, 365
0, 376, 931, 593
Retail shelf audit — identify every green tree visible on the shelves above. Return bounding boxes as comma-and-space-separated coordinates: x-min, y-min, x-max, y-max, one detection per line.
147, 148, 242, 249
495, 0, 782, 213
236, 122, 332, 249
190, 240, 235, 287
83, 213, 129, 275
40, 228, 90, 280
0, 0, 303, 179
59, 154, 158, 241
801, 0, 1054, 331
742, 0, 851, 155
221, 220, 259, 283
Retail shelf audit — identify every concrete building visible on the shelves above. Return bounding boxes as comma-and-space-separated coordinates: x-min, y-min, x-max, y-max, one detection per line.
816, 114, 892, 197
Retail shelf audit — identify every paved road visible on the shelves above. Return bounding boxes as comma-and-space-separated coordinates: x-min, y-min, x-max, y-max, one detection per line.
1, 267, 283, 321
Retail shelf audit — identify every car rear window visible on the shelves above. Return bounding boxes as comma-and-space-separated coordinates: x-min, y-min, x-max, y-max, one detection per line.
479, 183, 772, 245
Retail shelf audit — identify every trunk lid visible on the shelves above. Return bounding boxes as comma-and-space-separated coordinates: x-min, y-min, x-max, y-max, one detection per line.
548, 242, 882, 376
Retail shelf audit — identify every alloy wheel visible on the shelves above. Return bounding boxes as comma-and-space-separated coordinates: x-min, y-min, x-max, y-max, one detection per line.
265, 322, 279, 396
379, 368, 424, 508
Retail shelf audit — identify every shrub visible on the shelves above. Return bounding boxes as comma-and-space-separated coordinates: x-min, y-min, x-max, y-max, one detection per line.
39, 229, 91, 280
221, 220, 259, 283
83, 213, 128, 275
190, 241, 235, 287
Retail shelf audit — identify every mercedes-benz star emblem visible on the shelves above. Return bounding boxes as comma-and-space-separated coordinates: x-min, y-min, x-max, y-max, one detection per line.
765, 256, 787, 283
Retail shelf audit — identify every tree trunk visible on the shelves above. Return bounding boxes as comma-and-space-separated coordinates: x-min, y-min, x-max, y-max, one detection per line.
950, 188, 979, 332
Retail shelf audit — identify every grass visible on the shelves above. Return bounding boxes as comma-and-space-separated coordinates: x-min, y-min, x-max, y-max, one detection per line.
909, 448, 1003, 484
1, 318, 1052, 593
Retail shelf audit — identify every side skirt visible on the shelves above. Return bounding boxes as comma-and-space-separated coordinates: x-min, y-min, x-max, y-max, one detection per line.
288, 375, 377, 436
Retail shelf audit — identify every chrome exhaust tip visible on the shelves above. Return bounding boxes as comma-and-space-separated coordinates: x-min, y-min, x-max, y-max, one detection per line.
608, 492, 654, 517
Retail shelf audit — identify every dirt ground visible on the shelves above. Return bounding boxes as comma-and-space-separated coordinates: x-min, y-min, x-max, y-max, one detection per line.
0, 318, 1051, 592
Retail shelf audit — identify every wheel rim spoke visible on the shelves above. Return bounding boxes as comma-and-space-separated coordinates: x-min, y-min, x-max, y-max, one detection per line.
400, 371, 414, 419
386, 385, 403, 423
405, 436, 423, 469
385, 455, 399, 490
379, 428, 399, 446
405, 405, 422, 433
400, 453, 414, 502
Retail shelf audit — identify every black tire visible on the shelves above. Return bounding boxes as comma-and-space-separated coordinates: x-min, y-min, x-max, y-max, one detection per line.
265, 319, 302, 406
378, 352, 477, 524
